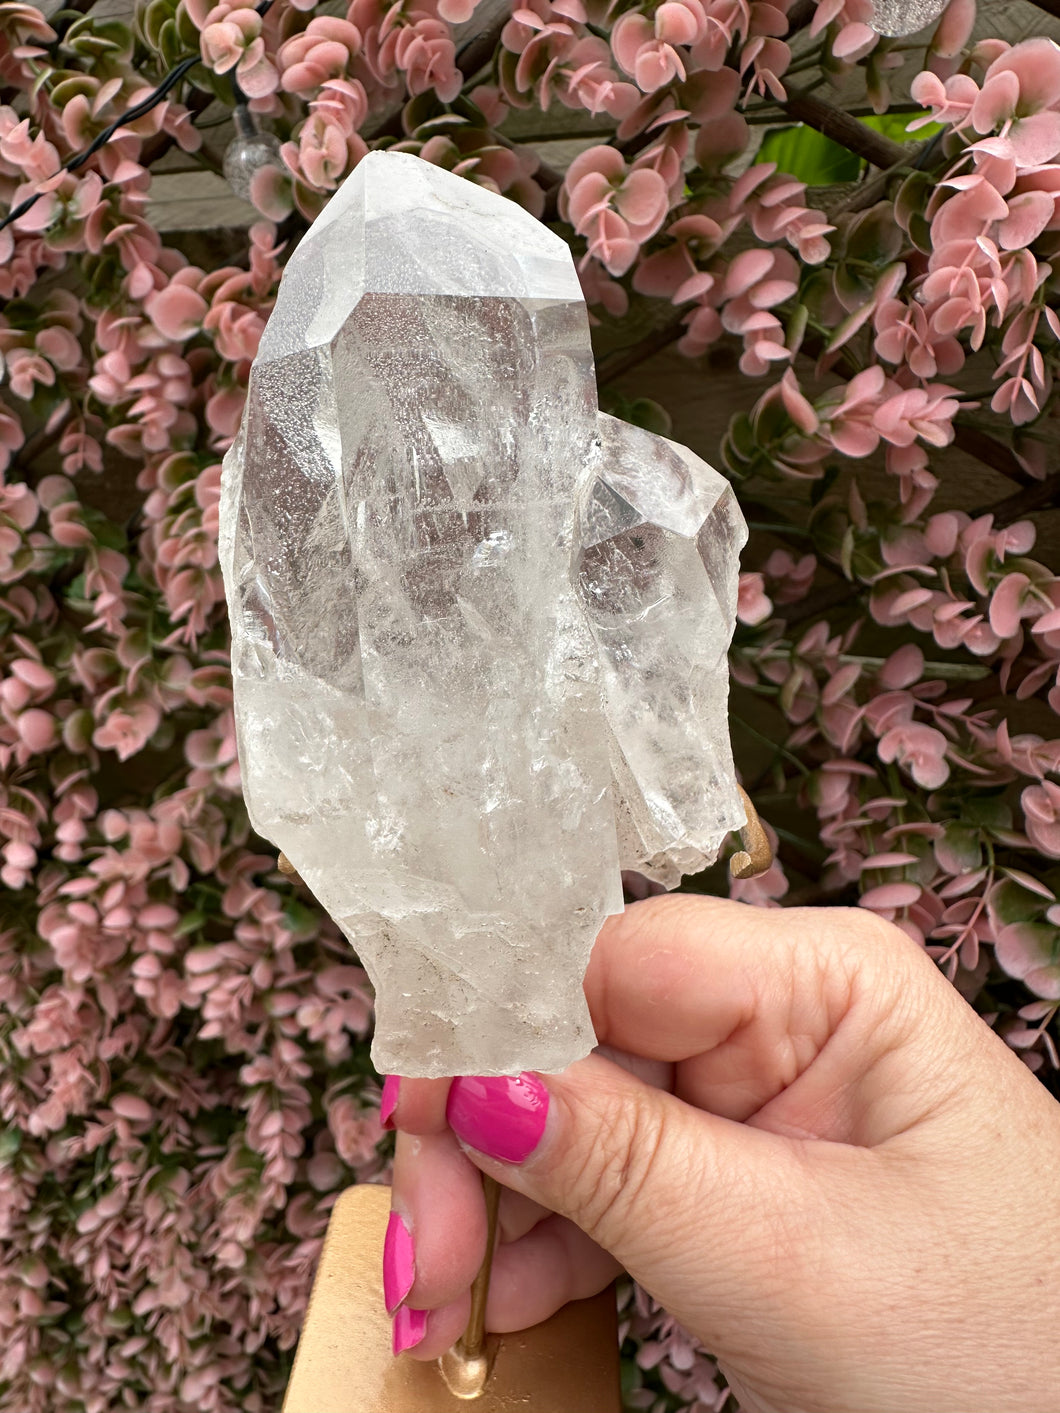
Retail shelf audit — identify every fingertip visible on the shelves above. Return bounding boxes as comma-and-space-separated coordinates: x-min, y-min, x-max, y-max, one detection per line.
384, 1076, 454, 1134
402, 1294, 470, 1361
392, 1304, 428, 1356
393, 1129, 488, 1308
380, 1074, 400, 1130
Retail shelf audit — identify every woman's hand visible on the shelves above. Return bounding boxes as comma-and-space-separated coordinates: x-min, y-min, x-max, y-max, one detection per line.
382, 893, 1060, 1413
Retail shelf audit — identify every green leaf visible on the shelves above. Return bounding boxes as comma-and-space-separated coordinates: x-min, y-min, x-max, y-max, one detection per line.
861, 111, 944, 142
603, 391, 674, 438
50, 74, 99, 106
758, 125, 862, 187
964, 795, 1013, 831
62, 14, 134, 61
1001, 867, 1056, 902
174, 910, 207, 937
283, 897, 322, 936
786, 300, 808, 355
989, 877, 1045, 927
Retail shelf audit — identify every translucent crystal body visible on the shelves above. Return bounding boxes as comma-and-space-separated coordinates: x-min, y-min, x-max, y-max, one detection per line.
869, 0, 947, 36
220, 151, 746, 1077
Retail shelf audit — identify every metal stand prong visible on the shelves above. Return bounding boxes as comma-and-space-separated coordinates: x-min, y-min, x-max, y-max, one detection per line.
729, 786, 773, 880
439, 1174, 501, 1399
277, 852, 303, 883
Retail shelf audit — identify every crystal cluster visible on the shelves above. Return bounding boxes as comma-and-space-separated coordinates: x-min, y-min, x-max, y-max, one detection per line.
219, 151, 747, 1077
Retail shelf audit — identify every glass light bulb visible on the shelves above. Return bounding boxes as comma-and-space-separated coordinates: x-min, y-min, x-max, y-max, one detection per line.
223, 117, 282, 203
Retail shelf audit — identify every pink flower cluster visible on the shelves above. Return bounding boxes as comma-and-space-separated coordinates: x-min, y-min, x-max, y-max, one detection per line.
0, 10, 397, 1406
910, 38, 1060, 423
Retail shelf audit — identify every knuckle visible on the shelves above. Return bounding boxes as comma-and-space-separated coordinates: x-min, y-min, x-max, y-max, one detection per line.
562, 1088, 668, 1248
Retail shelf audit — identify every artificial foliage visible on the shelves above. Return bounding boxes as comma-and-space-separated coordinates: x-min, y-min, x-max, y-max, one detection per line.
0, 0, 1059, 1407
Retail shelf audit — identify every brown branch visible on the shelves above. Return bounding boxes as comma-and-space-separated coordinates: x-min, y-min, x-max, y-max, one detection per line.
952, 422, 1035, 489
454, 17, 507, 83
828, 134, 936, 218
781, 578, 858, 627
11, 408, 73, 479
785, 0, 818, 33
780, 88, 908, 169
972, 470, 1060, 527
595, 313, 686, 382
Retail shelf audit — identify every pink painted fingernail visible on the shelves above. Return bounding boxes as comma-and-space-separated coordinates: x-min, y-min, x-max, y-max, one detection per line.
446, 1073, 549, 1164
380, 1074, 400, 1130
392, 1304, 427, 1355
383, 1211, 415, 1313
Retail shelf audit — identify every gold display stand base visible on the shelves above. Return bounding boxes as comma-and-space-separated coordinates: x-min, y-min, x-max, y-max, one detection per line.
282, 1184, 622, 1412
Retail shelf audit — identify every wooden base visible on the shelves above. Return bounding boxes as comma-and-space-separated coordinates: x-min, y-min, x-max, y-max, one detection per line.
282, 1184, 622, 1412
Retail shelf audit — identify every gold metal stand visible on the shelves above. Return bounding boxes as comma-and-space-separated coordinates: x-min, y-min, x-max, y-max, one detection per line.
282, 1184, 621, 1413
729, 785, 773, 880
438, 1175, 501, 1397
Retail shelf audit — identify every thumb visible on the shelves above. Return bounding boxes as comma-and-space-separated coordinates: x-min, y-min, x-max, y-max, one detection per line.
445, 1055, 813, 1330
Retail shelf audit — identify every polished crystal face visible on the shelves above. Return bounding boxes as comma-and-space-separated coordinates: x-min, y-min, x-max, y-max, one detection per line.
220, 151, 746, 1077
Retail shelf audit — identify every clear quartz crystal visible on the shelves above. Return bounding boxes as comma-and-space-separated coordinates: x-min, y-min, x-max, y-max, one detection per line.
869, 0, 947, 35
220, 151, 747, 1077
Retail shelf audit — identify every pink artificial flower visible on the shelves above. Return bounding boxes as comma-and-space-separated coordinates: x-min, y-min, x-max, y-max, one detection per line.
971, 38, 1060, 166
92, 702, 161, 761
201, 4, 279, 98
996, 918, 1060, 998
873, 384, 961, 449
328, 1095, 383, 1167
719, 247, 800, 375
278, 16, 362, 95
578, 259, 629, 317
611, 4, 705, 93
634, 214, 728, 298
286, 111, 349, 191
763, 548, 816, 603
144, 280, 208, 342
740, 34, 791, 101
1022, 781, 1060, 859
877, 720, 951, 789
826, 365, 886, 457
388, 17, 461, 103
874, 298, 964, 379
737, 571, 772, 625
563, 145, 670, 276
3, 347, 55, 399
677, 299, 723, 357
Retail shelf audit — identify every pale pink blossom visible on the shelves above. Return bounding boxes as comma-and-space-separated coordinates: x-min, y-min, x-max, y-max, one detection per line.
877, 721, 951, 789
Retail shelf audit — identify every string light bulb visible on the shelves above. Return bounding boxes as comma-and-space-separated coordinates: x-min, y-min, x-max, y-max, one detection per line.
223, 104, 282, 203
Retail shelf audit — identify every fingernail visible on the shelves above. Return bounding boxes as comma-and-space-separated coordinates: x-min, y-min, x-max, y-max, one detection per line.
392, 1304, 427, 1355
383, 1211, 415, 1313
380, 1074, 400, 1130
446, 1073, 549, 1164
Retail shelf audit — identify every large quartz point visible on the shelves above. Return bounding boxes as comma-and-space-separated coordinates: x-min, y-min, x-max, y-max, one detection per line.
219, 151, 746, 1078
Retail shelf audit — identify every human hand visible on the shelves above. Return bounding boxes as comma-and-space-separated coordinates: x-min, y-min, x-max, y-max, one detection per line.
381, 894, 1060, 1413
